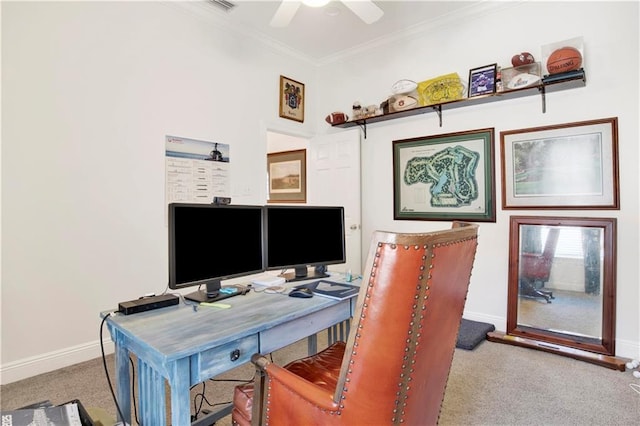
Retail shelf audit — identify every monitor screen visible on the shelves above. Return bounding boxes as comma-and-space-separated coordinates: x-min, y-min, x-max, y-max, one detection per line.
265, 205, 346, 282
168, 203, 264, 302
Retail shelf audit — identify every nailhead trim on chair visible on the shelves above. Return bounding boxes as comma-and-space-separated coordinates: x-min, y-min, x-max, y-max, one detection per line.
336, 240, 385, 414
342, 241, 435, 424
261, 233, 477, 425
393, 242, 433, 423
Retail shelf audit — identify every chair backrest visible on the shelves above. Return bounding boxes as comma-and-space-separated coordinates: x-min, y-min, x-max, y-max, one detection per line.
333, 222, 479, 425
521, 227, 560, 282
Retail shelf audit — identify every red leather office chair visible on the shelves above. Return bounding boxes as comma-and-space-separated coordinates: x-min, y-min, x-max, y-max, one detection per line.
519, 227, 559, 303
232, 222, 479, 426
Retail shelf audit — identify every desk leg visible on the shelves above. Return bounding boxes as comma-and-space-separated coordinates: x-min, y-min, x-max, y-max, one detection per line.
307, 333, 317, 355
138, 359, 166, 425
113, 332, 131, 425
341, 319, 350, 341
327, 320, 351, 346
168, 359, 191, 426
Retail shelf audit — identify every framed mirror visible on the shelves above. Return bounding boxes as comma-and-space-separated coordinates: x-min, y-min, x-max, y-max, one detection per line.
488, 216, 626, 370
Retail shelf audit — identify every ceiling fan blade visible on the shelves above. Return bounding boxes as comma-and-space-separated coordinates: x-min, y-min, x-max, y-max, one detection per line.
342, 0, 384, 24
270, 0, 302, 27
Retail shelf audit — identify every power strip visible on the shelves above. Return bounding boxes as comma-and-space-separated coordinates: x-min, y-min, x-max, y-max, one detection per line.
118, 294, 179, 315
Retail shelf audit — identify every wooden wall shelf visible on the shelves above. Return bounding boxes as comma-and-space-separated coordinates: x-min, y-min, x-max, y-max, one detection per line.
332, 69, 586, 138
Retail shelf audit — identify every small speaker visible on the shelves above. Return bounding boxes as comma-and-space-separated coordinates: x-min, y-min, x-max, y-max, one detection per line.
213, 197, 231, 205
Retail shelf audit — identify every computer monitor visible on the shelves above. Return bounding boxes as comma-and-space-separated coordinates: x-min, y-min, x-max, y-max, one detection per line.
168, 203, 264, 302
265, 205, 346, 282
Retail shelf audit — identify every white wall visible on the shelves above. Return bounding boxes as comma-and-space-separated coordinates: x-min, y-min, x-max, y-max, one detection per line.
0, 1, 317, 383
315, 1, 639, 358
1, 1, 638, 384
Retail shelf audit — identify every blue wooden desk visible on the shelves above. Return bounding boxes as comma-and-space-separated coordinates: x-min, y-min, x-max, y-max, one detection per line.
101, 284, 356, 426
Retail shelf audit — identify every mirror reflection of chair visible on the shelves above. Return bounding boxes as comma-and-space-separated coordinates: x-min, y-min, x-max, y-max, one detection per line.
518, 227, 559, 303
231, 222, 479, 426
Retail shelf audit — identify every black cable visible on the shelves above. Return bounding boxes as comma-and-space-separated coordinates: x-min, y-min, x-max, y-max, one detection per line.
128, 356, 140, 425
192, 381, 237, 420
189, 377, 255, 421
99, 313, 127, 424
192, 381, 206, 419
208, 378, 254, 383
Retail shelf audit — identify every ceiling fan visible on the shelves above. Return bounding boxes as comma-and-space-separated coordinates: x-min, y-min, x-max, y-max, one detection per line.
270, 0, 384, 27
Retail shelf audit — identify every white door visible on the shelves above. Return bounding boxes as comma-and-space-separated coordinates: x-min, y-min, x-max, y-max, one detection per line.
308, 129, 362, 275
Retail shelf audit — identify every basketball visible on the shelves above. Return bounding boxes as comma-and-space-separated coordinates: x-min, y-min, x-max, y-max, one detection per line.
546, 47, 582, 74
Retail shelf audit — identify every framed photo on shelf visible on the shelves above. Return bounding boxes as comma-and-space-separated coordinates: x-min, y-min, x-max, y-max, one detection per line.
468, 63, 497, 97
393, 128, 496, 222
500, 117, 619, 209
279, 75, 305, 123
267, 149, 307, 203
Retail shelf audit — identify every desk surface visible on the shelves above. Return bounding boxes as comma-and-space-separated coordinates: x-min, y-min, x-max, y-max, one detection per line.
102, 279, 359, 426
104, 286, 347, 359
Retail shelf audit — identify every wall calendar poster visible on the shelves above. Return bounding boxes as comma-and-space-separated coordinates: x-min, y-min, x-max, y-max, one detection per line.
165, 135, 230, 205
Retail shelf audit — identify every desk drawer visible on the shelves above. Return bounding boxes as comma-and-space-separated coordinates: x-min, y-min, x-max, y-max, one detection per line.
191, 334, 258, 384
260, 301, 351, 354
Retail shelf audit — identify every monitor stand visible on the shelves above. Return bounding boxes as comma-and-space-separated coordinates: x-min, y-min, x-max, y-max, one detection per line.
281, 266, 329, 283
184, 280, 251, 303
184, 280, 222, 303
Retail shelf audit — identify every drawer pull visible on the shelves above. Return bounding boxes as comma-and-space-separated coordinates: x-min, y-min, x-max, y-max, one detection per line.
230, 349, 241, 362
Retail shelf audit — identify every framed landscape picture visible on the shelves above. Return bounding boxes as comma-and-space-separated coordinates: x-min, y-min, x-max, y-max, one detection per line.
393, 128, 496, 222
267, 149, 307, 203
500, 117, 619, 209
279, 75, 305, 123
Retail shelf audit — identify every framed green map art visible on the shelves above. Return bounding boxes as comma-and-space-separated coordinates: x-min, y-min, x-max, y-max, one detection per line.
393, 128, 496, 222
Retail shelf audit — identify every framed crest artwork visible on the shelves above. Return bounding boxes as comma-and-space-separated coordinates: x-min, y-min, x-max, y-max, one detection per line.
279, 75, 305, 123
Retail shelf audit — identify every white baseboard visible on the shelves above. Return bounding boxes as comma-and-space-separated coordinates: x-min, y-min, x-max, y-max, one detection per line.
615, 338, 640, 360
0, 339, 115, 385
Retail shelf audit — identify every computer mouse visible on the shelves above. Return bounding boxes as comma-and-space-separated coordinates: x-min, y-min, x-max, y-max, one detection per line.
288, 287, 314, 298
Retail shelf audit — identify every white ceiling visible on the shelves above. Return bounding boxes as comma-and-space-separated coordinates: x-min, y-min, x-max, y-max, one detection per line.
173, 0, 491, 64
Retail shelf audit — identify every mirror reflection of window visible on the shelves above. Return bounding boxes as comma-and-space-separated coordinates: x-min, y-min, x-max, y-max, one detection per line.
542, 227, 583, 257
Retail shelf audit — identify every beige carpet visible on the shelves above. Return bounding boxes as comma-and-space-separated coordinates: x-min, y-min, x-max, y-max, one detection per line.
518, 289, 602, 338
2, 336, 639, 425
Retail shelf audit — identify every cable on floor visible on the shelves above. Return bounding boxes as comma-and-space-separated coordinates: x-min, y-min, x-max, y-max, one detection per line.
100, 312, 128, 424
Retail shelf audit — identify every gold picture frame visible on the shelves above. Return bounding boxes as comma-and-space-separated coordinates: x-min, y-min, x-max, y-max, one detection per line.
279, 75, 305, 123
267, 149, 307, 203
